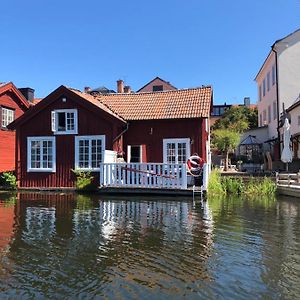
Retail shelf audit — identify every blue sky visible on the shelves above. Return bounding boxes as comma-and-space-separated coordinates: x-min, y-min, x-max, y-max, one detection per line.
1, 0, 299, 104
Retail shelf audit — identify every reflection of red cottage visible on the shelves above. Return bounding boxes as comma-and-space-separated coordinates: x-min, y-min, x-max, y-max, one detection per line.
9, 84, 212, 188
0, 83, 30, 172
0, 202, 15, 250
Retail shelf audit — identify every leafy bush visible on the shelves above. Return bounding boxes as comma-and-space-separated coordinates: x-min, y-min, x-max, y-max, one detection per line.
221, 176, 244, 194
0, 172, 17, 189
245, 177, 276, 196
207, 170, 276, 197
72, 170, 95, 191
208, 169, 225, 195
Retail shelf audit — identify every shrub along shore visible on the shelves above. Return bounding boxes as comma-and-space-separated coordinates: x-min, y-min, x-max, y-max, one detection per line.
208, 169, 276, 196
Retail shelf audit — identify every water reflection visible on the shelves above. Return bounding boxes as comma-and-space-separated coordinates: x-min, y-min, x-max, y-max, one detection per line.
0, 192, 213, 299
0, 192, 300, 299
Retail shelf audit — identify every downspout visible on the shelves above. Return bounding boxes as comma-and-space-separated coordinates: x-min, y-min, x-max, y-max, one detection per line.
113, 123, 129, 152
272, 45, 280, 155
113, 123, 129, 143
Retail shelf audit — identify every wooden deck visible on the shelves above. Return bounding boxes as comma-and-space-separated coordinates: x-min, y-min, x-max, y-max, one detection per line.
276, 172, 300, 198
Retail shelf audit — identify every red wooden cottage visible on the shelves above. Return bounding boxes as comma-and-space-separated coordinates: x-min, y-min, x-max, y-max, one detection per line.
9, 84, 212, 189
0, 82, 30, 172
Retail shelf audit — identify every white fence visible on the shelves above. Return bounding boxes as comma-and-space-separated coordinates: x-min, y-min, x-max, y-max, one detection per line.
99, 163, 187, 190
276, 172, 300, 187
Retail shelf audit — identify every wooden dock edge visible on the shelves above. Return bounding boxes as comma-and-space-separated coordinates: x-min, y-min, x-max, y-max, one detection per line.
277, 185, 300, 198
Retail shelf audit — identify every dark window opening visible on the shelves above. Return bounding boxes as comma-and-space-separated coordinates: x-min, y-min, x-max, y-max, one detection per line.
58, 112, 66, 131
130, 146, 141, 162
153, 85, 163, 92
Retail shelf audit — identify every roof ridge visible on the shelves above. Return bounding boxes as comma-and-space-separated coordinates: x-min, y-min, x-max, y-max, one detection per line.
69, 87, 126, 121
100, 85, 212, 96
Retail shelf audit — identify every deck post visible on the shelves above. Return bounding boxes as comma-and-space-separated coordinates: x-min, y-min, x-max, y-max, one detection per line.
182, 164, 187, 189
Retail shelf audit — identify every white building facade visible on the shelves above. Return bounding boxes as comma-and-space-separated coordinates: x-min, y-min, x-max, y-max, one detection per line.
255, 29, 300, 159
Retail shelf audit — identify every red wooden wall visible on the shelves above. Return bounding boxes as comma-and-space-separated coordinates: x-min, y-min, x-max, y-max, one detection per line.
0, 91, 27, 172
123, 118, 207, 163
17, 93, 123, 188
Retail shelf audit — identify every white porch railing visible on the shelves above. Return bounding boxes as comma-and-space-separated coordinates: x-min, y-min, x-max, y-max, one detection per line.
99, 163, 187, 190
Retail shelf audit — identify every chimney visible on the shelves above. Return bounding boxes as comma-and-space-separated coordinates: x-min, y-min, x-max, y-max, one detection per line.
19, 87, 35, 102
124, 85, 131, 93
84, 86, 91, 93
244, 97, 250, 107
117, 80, 124, 93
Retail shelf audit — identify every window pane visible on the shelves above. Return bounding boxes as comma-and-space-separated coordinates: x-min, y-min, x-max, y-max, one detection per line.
178, 143, 187, 163
166, 140, 188, 164
1, 108, 14, 127
167, 143, 176, 163
91, 139, 102, 168
30, 139, 54, 170
78, 140, 90, 168
57, 112, 66, 131
66, 112, 75, 130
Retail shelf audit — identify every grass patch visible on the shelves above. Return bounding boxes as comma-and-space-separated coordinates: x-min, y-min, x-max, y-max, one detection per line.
207, 169, 225, 195
208, 169, 276, 197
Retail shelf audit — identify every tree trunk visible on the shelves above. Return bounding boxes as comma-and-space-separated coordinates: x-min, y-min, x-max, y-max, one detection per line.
224, 151, 229, 172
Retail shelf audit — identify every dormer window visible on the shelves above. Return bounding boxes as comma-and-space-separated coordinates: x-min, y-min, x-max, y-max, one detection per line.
1, 107, 15, 128
153, 85, 163, 92
51, 109, 78, 134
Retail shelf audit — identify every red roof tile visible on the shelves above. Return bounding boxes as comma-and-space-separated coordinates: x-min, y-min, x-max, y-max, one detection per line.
71, 86, 212, 121
69, 88, 126, 121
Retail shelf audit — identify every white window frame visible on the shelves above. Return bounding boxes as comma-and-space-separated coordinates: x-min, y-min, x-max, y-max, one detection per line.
127, 145, 143, 163
27, 136, 56, 172
51, 109, 78, 135
75, 135, 105, 171
163, 138, 190, 164
1, 107, 15, 128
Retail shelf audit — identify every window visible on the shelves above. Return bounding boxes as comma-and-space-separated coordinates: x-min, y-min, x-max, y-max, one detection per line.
212, 106, 229, 116
127, 145, 143, 163
152, 85, 163, 92
268, 105, 271, 123
51, 109, 78, 134
267, 72, 270, 92
259, 114, 262, 127
75, 135, 105, 170
163, 138, 190, 164
272, 64, 276, 86
259, 85, 262, 102
1, 107, 14, 128
27, 137, 55, 172
212, 107, 219, 116
273, 101, 277, 120
263, 110, 267, 125
263, 79, 266, 97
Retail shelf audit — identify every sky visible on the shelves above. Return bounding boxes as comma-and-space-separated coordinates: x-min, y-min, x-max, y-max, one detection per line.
1, 0, 299, 104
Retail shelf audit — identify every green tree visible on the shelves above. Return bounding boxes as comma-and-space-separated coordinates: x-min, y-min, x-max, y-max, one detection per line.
212, 129, 240, 171
212, 106, 258, 133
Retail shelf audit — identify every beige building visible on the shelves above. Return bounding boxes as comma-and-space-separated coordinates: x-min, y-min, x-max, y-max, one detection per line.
255, 28, 300, 158
286, 98, 300, 159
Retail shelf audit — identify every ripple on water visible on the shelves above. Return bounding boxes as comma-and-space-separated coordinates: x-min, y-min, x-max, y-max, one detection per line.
0, 194, 300, 299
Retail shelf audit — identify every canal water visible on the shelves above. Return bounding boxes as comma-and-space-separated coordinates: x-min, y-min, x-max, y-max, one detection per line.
0, 192, 299, 299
